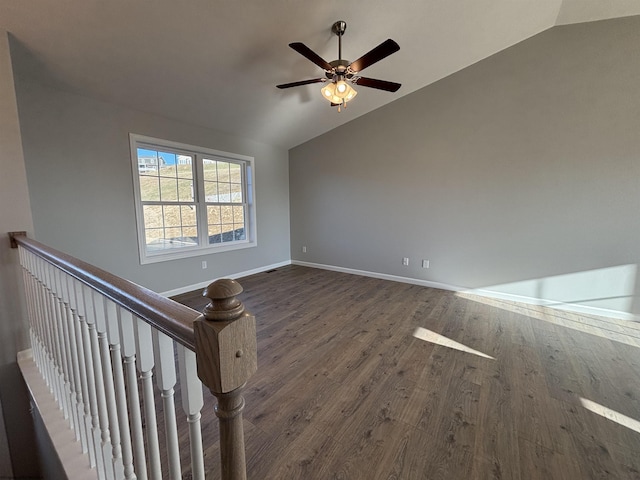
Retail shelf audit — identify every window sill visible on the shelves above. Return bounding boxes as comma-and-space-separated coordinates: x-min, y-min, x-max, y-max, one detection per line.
140, 240, 257, 265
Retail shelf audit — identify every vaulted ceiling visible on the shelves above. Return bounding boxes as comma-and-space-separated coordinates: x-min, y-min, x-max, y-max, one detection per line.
1, 1, 639, 149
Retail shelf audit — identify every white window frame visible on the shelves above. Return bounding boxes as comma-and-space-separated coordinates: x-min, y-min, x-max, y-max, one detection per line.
129, 133, 257, 264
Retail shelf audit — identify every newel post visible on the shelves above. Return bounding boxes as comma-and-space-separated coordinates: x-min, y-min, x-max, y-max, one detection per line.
194, 279, 257, 480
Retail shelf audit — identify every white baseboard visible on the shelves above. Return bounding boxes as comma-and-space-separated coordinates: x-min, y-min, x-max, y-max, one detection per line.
160, 260, 292, 297
292, 260, 461, 292
291, 260, 638, 322
467, 288, 639, 321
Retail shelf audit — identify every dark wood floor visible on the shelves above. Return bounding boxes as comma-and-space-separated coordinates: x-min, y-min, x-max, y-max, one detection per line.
172, 265, 640, 479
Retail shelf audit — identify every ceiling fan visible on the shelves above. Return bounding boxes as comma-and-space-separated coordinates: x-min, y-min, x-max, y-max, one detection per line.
277, 20, 401, 111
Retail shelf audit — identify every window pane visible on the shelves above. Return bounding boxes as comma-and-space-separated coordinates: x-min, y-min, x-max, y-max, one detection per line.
229, 163, 241, 183
146, 226, 197, 252
145, 228, 163, 247
137, 148, 160, 176
203, 159, 217, 182
160, 178, 178, 201
165, 227, 182, 241
181, 205, 196, 226
221, 224, 235, 242
140, 176, 160, 201
177, 179, 194, 202
217, 162, 230, 182
204, 181, 218, 202
220, 206, 233, 224
207, 205, 221, 224
183, 226, 197, 238
163, 205, 181, 228
208, 224, 222, 244
230, 183, 243, 203
232, 206, 244, 224
218, 183, 231, 202
143, 205, 163, 228
176, 155, 193, 179
158, 152, 177, 178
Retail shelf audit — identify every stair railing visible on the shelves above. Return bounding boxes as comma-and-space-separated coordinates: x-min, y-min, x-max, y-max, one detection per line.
10, 233, 256, 480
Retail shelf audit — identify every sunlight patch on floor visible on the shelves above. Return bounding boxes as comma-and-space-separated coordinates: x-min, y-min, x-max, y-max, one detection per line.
456, 292, 640, 350
580, 397, 640, 434
412, 326, 494, 359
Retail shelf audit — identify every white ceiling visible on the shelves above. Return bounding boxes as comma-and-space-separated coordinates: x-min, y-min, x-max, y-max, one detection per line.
1, 0, 639, 150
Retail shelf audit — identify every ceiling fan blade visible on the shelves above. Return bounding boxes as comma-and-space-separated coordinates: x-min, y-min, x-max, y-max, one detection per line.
352, 76, 401, 92
349, 39, 400, 73
289, 42, 333, 71
276, 78, 325, 89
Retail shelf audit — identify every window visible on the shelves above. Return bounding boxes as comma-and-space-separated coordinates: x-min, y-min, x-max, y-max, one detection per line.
130, 134, 256, 264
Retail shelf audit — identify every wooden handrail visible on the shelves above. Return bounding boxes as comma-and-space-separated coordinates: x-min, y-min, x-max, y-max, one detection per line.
13, 233, 257, 480
13, 234, 200, 350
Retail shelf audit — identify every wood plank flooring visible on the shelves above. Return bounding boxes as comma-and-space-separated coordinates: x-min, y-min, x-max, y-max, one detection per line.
172, 265, 640, 479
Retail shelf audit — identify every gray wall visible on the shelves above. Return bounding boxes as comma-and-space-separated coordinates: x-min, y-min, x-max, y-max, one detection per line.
290, 17, 640, 317
15, 78, 291, 294
0, 30, 40, 479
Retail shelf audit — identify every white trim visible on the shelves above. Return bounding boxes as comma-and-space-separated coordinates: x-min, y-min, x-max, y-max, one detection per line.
129, 133, 257, 265
141, 240, 255, 264
131, 133, 255, 163
18, 349, 98, 480
291, 260, 639, 322
160, 260, 291, 297
292, 260, 459, 291
467, 287, 640, 321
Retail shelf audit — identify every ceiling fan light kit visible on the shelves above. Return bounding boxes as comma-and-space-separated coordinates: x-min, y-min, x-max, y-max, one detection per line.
277, 20, 401, 112
321, 79, 357, 111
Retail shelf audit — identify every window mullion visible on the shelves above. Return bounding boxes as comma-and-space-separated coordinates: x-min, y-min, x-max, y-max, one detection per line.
194, 154, 208, 247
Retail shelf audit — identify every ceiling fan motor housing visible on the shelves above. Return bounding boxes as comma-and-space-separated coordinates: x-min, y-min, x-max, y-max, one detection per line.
326, 59, 351, 80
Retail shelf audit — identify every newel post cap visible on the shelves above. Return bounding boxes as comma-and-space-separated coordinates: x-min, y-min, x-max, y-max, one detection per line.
195, 278, 257, 393
202, 279, 245, 321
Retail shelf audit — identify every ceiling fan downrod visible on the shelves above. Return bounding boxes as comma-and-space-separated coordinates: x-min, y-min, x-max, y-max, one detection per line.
332, 20, 347, 61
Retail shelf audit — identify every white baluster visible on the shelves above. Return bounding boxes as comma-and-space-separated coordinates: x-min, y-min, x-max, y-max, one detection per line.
57, 269, 81, 439
118, 307, 147, 480
104, 299, 135, 480
47, 263, 66, 413
45, 263, 65, 413
73, 279, 98, 468
95, 295, 122, 479
21, 253, 42, 370
35, 258, 54, 392
26, 254, 43, 372
153, 330, 181, 479
134, 317, 162, 479
53, 268, 73, 424
178, 345, 205, 480
80, 283, 106, 477
40, 260, 55, 392
43, 262, 60, 404
66, 275, 90, 456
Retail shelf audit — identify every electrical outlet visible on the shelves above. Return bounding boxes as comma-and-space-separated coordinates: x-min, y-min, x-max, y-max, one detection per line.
422, 259, 430, 269
302, 246, 307, 253
202, 260, 207, 269
403, 257, 409, 266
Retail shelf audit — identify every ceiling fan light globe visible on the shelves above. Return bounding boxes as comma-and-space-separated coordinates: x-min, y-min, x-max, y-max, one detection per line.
321, 82, 337, 100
